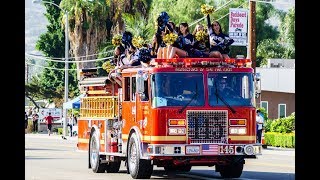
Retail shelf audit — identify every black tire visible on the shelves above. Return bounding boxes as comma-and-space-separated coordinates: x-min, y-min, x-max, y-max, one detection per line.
106, 161, 121, 173
164, 165, 192, 172
127, 133, 153, 179
89, 130, 106, 173
217, 163, 243, 178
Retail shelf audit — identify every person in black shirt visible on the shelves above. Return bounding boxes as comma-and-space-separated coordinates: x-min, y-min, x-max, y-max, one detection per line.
156, 21, 178, 58
114, 45, 126, 67
192, 23, 210, 57
25, 112, 28, 133
206, 15, 234, 60
168, 22, 195, 58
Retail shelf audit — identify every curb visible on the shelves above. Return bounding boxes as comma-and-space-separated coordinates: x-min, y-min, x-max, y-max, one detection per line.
25, 133, 78, 141
264, 146, 295, 151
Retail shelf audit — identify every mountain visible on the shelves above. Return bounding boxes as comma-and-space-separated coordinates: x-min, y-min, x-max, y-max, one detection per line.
25, 0, 48, 55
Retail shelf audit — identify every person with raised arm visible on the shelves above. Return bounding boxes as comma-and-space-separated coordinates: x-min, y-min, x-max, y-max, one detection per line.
206, 14, 234, 60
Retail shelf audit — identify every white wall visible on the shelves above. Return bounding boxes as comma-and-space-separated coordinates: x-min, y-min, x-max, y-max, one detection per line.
256, 68, 295, 93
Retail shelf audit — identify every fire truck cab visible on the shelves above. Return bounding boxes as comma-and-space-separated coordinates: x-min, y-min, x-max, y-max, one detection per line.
78, 57, 262, 179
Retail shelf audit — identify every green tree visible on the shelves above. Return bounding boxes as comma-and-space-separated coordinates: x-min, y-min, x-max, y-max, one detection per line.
96, 41, 114, 76
256, 39, 285, 66
60, 0, 110, 72
278, 7, 295, 59
122, 13, 153, 41
25, 75, 62, 108
34, 0, 78, 107
147, 0, 207, 40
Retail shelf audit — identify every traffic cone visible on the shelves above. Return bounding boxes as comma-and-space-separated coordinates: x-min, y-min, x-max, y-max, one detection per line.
261, 130, 267, 149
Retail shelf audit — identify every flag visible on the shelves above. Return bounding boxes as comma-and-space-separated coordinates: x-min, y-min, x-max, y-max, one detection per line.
202, 144, 219, 155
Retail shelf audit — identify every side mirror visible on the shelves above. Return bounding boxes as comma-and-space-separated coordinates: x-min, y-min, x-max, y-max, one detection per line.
255, 92, 260, 99
255, 72, 261, 81
255, 72, 261, 99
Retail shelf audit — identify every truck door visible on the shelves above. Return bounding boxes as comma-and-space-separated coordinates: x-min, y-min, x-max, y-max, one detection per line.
122, 76, 135, 130
135, 75, 151, 138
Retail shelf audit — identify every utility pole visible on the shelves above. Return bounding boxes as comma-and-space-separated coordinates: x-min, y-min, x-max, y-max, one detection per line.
248, 0, 256, 72
25, 63, 29, 83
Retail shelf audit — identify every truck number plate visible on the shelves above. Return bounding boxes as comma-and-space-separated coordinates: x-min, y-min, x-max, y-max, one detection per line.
186, 145, 200, 155
220, 145, 235, 155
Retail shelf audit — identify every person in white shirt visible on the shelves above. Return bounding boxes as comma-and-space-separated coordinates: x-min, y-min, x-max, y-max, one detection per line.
256, 109, 264, 143
67, 116, 74, 137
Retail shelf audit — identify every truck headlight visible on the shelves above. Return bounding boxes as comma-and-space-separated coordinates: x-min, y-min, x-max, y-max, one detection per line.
168, 127, 186, 135
229, 127, 247, 134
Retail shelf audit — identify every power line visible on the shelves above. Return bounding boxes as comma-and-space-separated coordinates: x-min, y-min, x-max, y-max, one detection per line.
250, 0, 295, 6
26, 49, 114, 60
190, 0, 237, 27
25, 61, 104, 71
25, 53, 114, 63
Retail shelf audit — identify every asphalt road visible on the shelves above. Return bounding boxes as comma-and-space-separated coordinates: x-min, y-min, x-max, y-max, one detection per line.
25, 133, 295, 180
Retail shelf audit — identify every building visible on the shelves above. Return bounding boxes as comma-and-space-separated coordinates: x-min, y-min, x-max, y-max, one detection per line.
256, 59, 295, 119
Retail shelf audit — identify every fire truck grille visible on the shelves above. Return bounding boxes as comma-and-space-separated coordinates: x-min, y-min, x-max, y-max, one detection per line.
187, 110, 228, 144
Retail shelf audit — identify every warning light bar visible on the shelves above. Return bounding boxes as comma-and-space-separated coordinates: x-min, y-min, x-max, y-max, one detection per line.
224, 58, 252, 68
154, 58, 252, 68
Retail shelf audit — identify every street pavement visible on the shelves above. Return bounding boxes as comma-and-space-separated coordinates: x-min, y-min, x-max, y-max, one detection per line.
25, 133, 295, 180
25, 133, 295, 155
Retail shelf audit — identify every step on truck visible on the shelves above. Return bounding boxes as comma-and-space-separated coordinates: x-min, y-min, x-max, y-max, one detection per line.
77, 57, 262, 179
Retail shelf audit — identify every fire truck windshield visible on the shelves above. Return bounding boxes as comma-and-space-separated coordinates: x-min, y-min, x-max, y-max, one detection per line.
208, 72, 254, 107
151, 72, 205, 107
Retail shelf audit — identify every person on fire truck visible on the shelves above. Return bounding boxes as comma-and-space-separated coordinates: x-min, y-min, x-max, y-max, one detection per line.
216, 78, 237, 98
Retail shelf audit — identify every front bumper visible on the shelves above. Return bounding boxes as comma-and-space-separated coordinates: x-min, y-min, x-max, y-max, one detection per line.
147, 143, 262, 157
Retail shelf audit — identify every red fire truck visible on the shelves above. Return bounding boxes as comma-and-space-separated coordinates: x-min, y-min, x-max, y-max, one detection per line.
77, 57, 262, 179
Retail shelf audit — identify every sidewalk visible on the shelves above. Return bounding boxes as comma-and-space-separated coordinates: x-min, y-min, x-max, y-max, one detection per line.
264, 145, 295, 151
25, 132, 78, 141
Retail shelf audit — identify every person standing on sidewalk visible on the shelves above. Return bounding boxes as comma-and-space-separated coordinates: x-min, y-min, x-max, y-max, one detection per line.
32, 113, 39, 133
67, 116, 74, 137
25, 112, 29, 134
256, 109, 264, 143
44, 112, 54, 136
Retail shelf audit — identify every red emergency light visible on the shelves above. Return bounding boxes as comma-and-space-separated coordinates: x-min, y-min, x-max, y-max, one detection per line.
224, 58, 252, 68
154, 58, 222, 67
154, 58, 252, 68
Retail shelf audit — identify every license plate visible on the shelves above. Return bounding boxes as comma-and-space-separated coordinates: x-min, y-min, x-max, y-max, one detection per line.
220, 145, 235, 155
186, 145, 200, 155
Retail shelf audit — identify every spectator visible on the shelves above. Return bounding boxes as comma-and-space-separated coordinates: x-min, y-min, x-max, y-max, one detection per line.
67, 116, 74, 137
72, 114, 78, 125
25, 112, 28, 134
44, 112, 54, 136
32, 113, 39, 133
256, 109, 264, 143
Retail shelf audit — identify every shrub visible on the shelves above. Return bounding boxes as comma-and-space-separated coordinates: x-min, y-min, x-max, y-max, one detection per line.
268, 112, 295, 133
257, 107, 268, 120
58, 128, 63, 135
52, 127, 59, 133
264, 119, 272, 133
265, 132, 295, 148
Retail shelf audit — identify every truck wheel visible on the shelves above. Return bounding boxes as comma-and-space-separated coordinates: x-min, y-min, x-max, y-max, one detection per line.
106, 161, 121, 173
164, 165, 192, 172
89, 130, 106, 173
127, 133, 153, 179
217, 163, 243, 178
